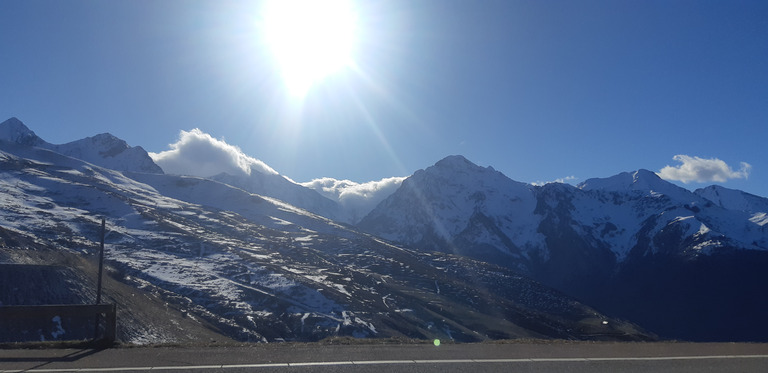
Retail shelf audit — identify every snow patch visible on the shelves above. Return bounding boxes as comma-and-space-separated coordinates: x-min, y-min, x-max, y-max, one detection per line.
750, 213, 768, 227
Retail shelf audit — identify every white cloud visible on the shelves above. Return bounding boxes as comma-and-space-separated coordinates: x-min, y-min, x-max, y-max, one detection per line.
149, 129, 277, 178
658, 154, 751, 183
554, 175, 577, 184
532, 175, 577, 186
301, 176, 406, 222
300, 177, 357, 200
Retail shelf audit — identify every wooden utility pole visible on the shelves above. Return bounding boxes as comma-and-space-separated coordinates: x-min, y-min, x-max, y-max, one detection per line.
94, 218, 106, 339
96, 218, 105, 304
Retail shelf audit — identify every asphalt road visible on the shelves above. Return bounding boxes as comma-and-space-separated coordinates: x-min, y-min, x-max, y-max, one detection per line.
1, 342, 767, 373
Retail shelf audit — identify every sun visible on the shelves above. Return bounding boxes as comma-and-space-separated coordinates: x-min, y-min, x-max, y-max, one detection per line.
262, 0, 357, 97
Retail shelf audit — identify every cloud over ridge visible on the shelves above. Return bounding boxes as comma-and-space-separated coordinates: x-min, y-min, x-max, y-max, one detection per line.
532, 175, 578, 186
149, 129, 277, 178
658, 154, 751, 183
301, 176, 406, 222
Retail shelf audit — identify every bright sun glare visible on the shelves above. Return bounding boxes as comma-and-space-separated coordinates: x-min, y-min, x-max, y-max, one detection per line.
262, 0, 357, 97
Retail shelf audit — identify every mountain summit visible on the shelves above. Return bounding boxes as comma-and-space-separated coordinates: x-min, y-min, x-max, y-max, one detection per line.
578, 169, 693, 201
0, 117, 163, 174
359, 155, 541, 269
0, 117, 46, 146
695, 184, 768, 214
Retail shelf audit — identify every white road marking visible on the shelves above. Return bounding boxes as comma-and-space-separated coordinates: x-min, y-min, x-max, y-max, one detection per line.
152, 366, 223, 370
414, 359, 476, 363
288, 361, 354, 367
224, 364, 288, 368
79, 369, 153, 372
2, 355, 768, 372
351, 360, 413, 365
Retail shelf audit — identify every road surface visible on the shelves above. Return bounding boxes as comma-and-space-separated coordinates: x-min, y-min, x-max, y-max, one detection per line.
1, 342, 767, 372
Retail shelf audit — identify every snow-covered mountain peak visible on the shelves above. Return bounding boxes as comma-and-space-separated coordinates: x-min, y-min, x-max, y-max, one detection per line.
578, 169, 691, 200
419, 155, 523, 188
0, 117, 45, 146
0, 117, 163, 174
633, 168, 660, 181
92, 132, 127, 145
695, 185, 768, 214
433, 154, 477, 170
359, 155, 543, 263
52, 133, 163, 174
70, 133, 130, 157
579, 169, 652, 190
428, 155, 502, 179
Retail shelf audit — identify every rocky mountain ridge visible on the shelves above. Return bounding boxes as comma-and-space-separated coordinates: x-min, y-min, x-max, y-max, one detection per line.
0, 117, 162, 174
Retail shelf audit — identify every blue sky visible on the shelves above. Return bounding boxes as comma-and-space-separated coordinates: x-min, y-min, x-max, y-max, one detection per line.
1, 0, 767, 197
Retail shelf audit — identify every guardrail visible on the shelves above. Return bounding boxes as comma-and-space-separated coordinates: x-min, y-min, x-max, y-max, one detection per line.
0, 303, 116, 343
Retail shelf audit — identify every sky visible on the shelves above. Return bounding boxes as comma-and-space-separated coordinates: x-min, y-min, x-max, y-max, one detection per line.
1, 0, 767, 197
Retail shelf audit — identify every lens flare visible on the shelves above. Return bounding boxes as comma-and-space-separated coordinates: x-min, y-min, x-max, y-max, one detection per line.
262, 0, 357, 97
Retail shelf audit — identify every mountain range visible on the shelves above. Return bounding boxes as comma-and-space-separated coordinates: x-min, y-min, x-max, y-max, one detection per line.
359, 155, 768, 341
0, 118, 648, 343
1, 117, 767, 342
0, 117, 162, 174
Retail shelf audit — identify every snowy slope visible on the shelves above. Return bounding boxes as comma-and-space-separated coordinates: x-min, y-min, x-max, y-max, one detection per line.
210, 172, 344, 223
0, 144, 649, 343
210, 173, 406, 226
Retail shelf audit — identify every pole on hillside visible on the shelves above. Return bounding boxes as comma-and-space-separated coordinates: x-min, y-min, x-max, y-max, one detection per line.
94, 218, 106, 339
96, 218, 105, 304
